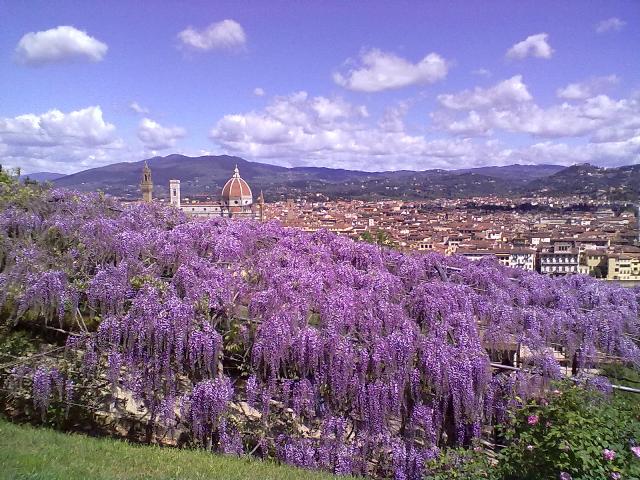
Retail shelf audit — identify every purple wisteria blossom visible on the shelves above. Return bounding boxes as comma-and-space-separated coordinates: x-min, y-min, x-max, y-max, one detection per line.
1, 188, 639, 479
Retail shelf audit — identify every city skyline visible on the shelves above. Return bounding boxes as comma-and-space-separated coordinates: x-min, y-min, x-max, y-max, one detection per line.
1, 0, 639, 174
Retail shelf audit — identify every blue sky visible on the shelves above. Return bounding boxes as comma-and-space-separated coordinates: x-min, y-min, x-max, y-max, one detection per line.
0, 0, 638, 174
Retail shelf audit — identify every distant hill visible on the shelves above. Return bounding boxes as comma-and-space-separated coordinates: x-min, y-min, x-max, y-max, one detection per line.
20, 172, 65, 182
525, 163, 640, 201
51, 155, 639, 201
53, 155, 288, 200
457, 164, 565, 181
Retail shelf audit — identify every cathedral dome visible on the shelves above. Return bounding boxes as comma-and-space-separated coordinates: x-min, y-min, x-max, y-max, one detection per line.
221, 165, 253, 206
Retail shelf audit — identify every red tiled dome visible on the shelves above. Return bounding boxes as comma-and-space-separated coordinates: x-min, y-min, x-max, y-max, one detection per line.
221, 166, 252, 201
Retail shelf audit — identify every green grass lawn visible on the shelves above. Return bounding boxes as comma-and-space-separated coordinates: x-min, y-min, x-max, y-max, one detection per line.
0, 418, 346, 480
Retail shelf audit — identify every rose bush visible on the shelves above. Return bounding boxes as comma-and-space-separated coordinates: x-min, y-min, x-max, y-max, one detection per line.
496, 382, 640, 480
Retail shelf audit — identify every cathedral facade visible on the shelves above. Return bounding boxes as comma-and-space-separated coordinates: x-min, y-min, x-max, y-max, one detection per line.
141, 163, 264, 221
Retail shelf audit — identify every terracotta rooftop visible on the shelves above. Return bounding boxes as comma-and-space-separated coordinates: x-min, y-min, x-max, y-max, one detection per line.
221, 166, 252, 200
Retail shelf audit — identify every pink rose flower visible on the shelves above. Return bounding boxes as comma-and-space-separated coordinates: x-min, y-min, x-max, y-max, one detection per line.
602, 448, 616, 461
610, 473, 620, 480
527, 414, 539, 425
631, 446, 640, 458
559, 472, 572, 480
526, 444, 534, 451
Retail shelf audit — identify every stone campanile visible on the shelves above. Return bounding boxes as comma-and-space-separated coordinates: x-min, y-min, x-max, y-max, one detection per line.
140, 161, 153, 202
257, 190, 265, 222
637, 204, 640, 244
170, 179, 181, 208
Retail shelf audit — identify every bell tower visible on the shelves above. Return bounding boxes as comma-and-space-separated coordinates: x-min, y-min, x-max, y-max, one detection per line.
637, 203, 640, 244
170, 179, 181, 208
140, 161, 153, 202
257, 190, 265, 222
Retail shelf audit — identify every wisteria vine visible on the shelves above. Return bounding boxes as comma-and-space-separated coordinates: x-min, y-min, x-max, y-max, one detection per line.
0, 185, 639, 479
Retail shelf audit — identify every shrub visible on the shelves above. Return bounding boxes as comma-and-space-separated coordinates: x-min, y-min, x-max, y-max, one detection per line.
496, 382, 640, 480
424, 447, 495, 479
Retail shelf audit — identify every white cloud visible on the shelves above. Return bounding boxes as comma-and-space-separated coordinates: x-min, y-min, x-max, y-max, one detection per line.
210, 91, 476, 169
211, 92, 368, 149
15, 26, 107, 66
0, 106, 116, 146
506, 33, 553, 60
446, 111, 493, 136
253, 87, 265, 97
436, 75, 640, 142
490, 95, 639, 140
3, 97, 634, 175
438, 75, 532, 110
333, 49, 449, 92
596, 17, 626, 34
137, 118, 186, 150
472, 68, 492, 78
129, 101, 149, 115
378, 102, 410, 133
556, 75, 618, 100
209, 89, 640, 169
177, 19, 246, 52
0, 106, 125, 173
513, 137, 639, 166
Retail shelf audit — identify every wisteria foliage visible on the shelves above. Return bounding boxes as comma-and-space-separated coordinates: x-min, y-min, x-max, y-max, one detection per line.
0, 187, 639, 479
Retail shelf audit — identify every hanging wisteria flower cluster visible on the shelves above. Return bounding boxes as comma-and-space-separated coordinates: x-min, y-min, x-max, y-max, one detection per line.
0, 186, 639, 479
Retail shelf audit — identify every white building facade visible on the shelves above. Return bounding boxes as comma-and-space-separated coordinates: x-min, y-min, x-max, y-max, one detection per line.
170, 166, 264, 220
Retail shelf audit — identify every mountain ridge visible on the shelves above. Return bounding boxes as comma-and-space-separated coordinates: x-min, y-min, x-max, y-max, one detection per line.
19, 172, 66, 182
50, 155, 639, 201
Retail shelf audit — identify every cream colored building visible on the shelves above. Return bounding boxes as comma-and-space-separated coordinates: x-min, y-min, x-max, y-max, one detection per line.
607, 254, 640, 281
582, 251, 608, 278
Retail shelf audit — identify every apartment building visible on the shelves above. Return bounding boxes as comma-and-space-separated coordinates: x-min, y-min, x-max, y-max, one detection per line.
607, 254, 640, 281
539, 241, 581, 276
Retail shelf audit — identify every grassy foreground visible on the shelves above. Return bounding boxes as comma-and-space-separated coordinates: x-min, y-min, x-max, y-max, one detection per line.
0, 418, 344, 480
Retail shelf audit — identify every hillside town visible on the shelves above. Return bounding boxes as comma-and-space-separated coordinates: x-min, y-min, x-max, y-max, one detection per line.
137, 162, 640, 285
266, 196, 640, 285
